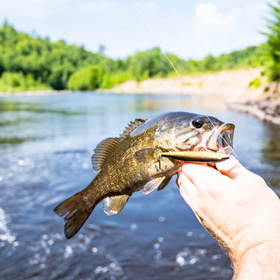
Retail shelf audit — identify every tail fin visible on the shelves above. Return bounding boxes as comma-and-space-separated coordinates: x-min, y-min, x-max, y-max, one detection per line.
54, 193, 92, 239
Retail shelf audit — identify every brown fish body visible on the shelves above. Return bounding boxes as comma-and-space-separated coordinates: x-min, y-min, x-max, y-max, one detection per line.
54, 112, 234, 239
75, 118, 181, 218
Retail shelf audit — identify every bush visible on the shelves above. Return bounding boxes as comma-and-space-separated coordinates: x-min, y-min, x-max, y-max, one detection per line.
248, 77, 261, 89
100, 72, 133, 89
0, 71, 50, 92
68, 66, 104, 91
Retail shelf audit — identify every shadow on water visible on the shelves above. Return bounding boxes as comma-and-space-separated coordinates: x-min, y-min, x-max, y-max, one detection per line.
0, 92, 279, 280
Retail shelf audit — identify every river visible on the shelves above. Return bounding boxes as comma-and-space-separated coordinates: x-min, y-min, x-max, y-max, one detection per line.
0, 92, 280, 280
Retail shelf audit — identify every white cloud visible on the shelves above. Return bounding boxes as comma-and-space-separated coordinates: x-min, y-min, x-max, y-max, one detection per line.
192, 3, 240, 32
142, 1, 157, 12
0, 0, 77, 19
79, 1, 120, 14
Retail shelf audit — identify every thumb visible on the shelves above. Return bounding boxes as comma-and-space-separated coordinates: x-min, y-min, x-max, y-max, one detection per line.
215, 158, 252, 180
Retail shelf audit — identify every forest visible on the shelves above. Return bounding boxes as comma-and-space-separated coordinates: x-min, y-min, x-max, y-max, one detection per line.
0, 11, 275, 93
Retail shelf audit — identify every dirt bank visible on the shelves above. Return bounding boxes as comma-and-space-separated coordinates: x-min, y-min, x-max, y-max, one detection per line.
112, 68, 264, 101
113, 67, 280, 125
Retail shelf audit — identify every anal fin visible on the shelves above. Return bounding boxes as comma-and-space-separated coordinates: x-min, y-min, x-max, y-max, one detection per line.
103, 194, 131, 216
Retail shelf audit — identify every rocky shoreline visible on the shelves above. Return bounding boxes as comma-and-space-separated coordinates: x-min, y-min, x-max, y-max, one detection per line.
228, 82, 280, 125
228, 99, 280, 125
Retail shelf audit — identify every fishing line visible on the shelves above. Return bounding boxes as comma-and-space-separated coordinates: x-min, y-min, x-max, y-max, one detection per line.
133, 0, 237, 157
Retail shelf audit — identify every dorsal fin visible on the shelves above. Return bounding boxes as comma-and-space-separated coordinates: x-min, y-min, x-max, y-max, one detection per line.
119, 118, 146, 140
92, 118, 146, 171
91, 137, 120, 171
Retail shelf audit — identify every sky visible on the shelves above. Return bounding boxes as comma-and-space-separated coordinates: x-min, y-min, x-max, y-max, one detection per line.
0, 0, 274, 60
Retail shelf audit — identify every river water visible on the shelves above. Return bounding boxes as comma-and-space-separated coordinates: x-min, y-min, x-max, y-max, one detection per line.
0, 92, 280, 280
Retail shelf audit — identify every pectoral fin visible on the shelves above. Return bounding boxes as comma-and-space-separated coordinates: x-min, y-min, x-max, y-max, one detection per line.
157, 176, 172, 191
103, 194, 131, 216
134, 148, 161, 163
142, 177, 166, 195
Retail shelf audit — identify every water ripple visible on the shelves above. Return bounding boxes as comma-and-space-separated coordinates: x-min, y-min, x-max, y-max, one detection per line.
0, 208, 18, 251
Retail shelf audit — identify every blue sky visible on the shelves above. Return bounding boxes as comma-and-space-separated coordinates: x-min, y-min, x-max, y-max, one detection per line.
0, 0, 274, 60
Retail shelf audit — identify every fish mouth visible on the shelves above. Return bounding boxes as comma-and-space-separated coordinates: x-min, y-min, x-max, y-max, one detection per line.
159, 123, 235, 163
204, 123, 235, 154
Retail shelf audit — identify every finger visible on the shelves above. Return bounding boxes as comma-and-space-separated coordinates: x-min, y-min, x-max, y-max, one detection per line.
176, 178, 180, 187
179, 185, 193, 209
181, 162, 225, 190
178, 172, 203, 224
215, 158, 253, 181
179, 185, 203, 225
179, 171, 197, 196
178, 172, 197, 210
176, 169, 181, 187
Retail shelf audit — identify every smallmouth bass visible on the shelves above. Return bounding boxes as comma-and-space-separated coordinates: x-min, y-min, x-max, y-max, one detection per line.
54, 111, 234, 239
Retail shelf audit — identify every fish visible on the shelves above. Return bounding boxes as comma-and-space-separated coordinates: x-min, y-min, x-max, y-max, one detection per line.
54, 111, 235, 239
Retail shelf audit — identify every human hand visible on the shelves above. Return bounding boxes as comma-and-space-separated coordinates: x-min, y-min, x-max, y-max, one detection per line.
177, 158, 280, 279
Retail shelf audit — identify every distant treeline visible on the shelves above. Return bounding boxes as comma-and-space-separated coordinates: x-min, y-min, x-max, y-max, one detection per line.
0, 22, 266, 92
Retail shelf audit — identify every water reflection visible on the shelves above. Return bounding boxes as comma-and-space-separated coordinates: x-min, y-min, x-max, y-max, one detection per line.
0, 100, 86, 115
262, 122, 280, 162
0, 93, 203, 156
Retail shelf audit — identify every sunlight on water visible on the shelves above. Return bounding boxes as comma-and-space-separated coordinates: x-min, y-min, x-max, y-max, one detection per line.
0, 208, 18, 249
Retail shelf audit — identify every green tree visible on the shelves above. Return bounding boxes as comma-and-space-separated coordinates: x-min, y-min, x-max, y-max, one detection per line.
203, 55, 217, 71
98, 44, 106, 56
127, 47, 174, 81
0, 22, 112, 91
263, 1, 280, 82
68, 66, 104, 90
0, 21, 268, 93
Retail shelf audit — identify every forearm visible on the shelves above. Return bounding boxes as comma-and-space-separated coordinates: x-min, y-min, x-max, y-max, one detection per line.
205, 223, 280, 279
232, 240, 280, 280
229, 209, 280, 279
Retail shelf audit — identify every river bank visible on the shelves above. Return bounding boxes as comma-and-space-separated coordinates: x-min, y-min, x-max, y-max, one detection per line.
113, 67, 280, 125
1, 68, 279, 125
228, 91, 280, 125
0, 90, 70, 97
112, 68, 264, 100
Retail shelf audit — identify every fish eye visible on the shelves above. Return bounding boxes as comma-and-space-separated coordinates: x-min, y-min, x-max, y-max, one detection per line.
192, 118, 203, 128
